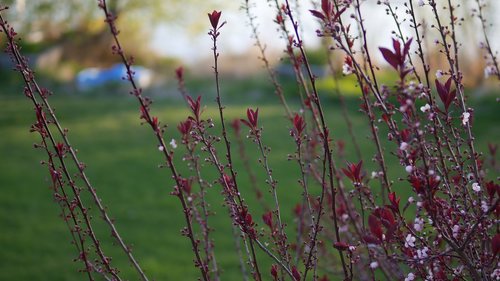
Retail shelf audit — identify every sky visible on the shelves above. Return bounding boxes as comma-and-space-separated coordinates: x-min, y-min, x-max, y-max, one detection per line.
150, 0, 500, 65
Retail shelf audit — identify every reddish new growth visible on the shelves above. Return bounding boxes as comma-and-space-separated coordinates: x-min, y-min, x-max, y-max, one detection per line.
290, 113, 306, 143
366, 207, 397, 244
241, 108, 259, 131
341, 160, 363, 185
187, 95, 202, 122
309, 0, 345, 23
208, 10, 222, 30
238, 207, 256, 239
177, 119, 193, 143
379, 38, 413, 79
262, 211, 273, 230
435, 77, 457, 113
387, 191, 400, 213
333, 241, 350, 251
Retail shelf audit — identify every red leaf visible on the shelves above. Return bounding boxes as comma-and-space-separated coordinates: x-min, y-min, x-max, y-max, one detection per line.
321, 0, 331, 18
492, 234, 500, 255
368, 214, 383, 241
262, 211, 273, 229
270, 264, 278, 281
363, 234, 381, 244
309, 9, 325, 20
379, 47, 399, 70
333, 241, 349, 251
208, 10, 222, 29
292, 266, 301, 281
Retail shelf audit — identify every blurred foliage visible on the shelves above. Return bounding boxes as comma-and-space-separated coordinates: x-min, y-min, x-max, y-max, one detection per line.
3, 0, 234, 39
1, 0, 236, 68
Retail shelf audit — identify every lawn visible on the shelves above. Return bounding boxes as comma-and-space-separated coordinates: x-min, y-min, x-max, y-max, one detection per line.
0, 81, 498, 280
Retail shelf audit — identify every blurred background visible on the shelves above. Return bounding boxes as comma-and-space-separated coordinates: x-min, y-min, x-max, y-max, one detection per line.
0, 0, 499, 280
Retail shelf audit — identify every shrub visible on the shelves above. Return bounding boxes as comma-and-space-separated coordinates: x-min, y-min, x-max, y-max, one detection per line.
1, 0, 499, 280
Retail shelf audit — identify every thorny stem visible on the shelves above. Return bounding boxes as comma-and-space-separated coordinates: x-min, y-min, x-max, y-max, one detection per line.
233, 128, 266, 208
209, 22, 262, 281
407, 0, 454, 188
256, 137, 290, 266
254, 239, 294, 279
185, 144, 220, 280
353, 0, 392, 194
283, 0, 350, 279
1, 15, 125, 280
40, 139, 95, 281
429, 0, 480, 183
98, 1, 209, 280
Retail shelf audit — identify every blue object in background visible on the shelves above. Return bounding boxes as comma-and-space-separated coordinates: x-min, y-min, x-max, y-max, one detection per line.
76, 64, 153, 91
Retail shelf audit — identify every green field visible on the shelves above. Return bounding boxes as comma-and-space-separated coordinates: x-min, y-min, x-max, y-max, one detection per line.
0, 82, 499, 280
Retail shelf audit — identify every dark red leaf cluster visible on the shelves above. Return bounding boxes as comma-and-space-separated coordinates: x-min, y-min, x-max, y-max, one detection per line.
342, 160, 363, 184
208, 10, 222, 29
435, 77, 456, 112
241, 108, 259, 131
238, 207, 256, 239
333, 241, 349, 251
262, 211, 273, 230
366, 207, 398, 244
379, 38, 413, 79
55, 142, 66, 157
291, 266, 301, 281
388, 192, 400, 213
179, 177, 192, 195
291, 113, 306, 141
310, 0, 346, 23
187, 96, 202, 122
270, 264, 278, 281
177, 119, 193, 142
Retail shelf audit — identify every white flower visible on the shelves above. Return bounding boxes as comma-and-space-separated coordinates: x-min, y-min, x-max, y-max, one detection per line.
405, 234, 416, 248
408, 196, 415, 203
462, 112, 470, 126
416, 201, 423, 207
416, 247, 429, 262
436, 69, 443, 78
370, 261, 379, 269
452, 224, 460, 238
371, 171, 378, 179
418, 0, 425, 6
420, 103, 431, 113
405, 272, 416, 281
400, 142, 409, 151
472, 182, 481, 192
491, 266, 500, 279
342, 63, 353, 75
405, 165, 413, 173
453, 265, 464, 275
414, 217, 424, 232
485, 65, 496, 78
170, 139, 177, 149
348, 245, 356, 252
158, 145, 164, 151
481, 201, 489, 213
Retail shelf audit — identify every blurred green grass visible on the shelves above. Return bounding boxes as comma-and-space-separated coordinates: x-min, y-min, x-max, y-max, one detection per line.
0, 81, 498, 280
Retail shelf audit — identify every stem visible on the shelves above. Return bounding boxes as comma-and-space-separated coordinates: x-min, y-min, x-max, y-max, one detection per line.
283, 1, 350, 278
